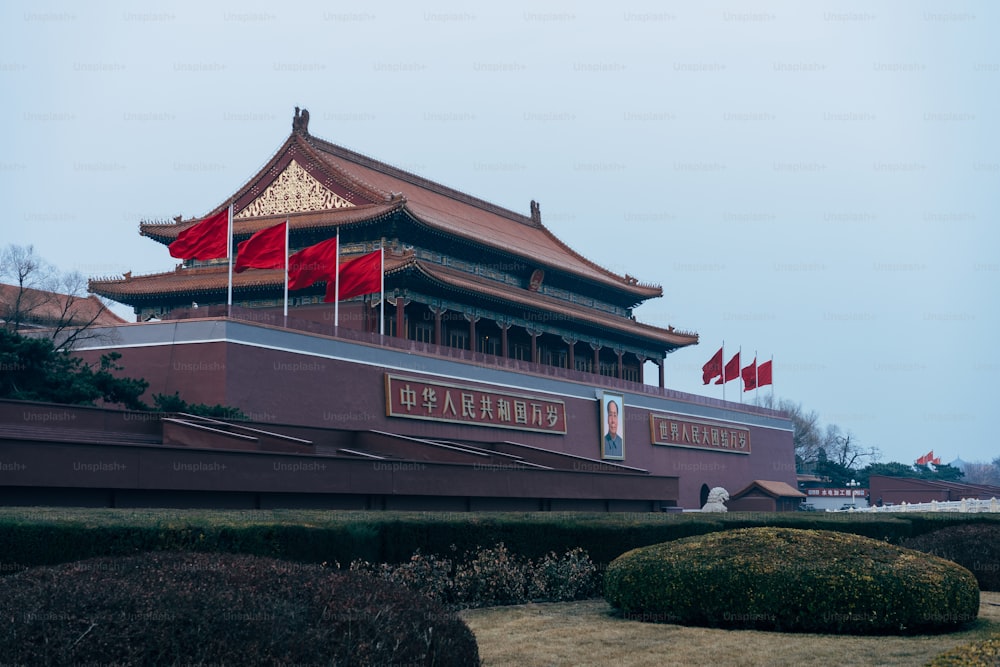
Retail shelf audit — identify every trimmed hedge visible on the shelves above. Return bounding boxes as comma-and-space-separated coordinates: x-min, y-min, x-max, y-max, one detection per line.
902, 523, 1000, 591
0, 508, 997, 576
604, 527, 980, 634
0, 551, 480, 666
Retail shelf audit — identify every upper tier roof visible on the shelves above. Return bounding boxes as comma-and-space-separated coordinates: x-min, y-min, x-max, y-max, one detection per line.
139, 108, 662, 303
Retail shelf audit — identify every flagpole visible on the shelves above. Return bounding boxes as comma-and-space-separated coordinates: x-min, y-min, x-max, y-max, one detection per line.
738, 346, 742, 403
379, 241, 385, 336
753, 349, 758, 404
334, 228, 340, 329
722, 341, 727, 402
226, 203, 234, 315
770, 355, 774, 401
282, 218, 289, 321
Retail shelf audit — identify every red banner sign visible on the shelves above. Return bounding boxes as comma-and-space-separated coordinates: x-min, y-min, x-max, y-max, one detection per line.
385, 374, 567, 434
807, 488, 866, 497
649, 412, 751, 454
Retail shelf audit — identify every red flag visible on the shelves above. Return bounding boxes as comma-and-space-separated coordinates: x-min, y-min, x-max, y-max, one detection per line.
235, 221, 287, 273
757, 359, 773, 387
742, 358, 757, 391
168, 209, 229, 260
715, 351, 740, 384
324, 250, 381, 302
702, 347, 723, 384
931, 457, 941, 465
288, 237, 339, 290
915, 451, 932, 465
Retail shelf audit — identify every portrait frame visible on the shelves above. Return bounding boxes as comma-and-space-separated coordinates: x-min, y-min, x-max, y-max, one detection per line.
600, 391, 625, 460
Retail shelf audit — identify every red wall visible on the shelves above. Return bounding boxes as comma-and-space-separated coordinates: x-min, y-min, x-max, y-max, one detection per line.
77, 337, 795, 509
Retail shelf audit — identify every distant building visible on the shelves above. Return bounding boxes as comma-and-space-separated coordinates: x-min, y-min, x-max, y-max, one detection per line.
869, 475, 1000, 505
1, 282, 125, 334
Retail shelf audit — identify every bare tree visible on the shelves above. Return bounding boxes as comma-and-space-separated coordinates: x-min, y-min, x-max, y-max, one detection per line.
822, 424, 880, 470
755, 394, 824, 465
0, 244, 117, 350
963, 461, 1000, 487
754, 395, 880, 472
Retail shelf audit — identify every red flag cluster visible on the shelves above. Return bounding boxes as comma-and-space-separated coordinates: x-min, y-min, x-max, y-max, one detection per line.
235, 221, 287, 273
915, 451, 941, 466
168, 209, 230, 260
286, 239, 381, 301
169, 214, 382, 303
328, 250, 381, 302
701, 347, 773, 392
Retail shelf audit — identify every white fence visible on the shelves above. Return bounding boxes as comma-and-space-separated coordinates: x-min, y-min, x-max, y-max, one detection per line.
827, 497, 1000, 513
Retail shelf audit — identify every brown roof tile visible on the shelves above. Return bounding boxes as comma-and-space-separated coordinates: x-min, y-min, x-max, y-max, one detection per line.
733, 480, 807, 499
303, 134, 662, 299
1, 283, 126, 327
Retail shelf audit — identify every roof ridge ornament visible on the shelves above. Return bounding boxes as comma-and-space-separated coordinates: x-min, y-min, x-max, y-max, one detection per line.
530, 199, 541, 224
292, 106, 310, 135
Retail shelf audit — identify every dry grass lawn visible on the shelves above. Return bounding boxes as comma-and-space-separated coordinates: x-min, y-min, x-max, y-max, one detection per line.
461, 591, 1000, 667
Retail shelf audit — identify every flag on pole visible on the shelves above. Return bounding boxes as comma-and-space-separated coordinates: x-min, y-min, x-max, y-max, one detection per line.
757, 359, 773, 387
234, 221, 287, 273
168, 209, 229, 260
702, 347, 723, 384
288, 237, 339, 290
324, 250, 381, 302
742, 357, 757, 391
715, 351, 740, 384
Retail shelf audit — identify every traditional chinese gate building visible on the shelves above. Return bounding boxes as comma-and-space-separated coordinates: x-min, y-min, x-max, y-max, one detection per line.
70, 109, 796, 510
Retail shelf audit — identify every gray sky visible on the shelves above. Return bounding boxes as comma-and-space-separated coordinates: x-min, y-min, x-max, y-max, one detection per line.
3, 0, 997, 466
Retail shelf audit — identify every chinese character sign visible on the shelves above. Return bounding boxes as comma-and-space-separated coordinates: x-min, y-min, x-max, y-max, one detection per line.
385, 374, 567, 434
649, 412, 751, 454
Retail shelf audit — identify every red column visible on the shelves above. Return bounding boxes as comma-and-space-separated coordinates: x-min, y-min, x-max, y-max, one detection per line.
430, 306, 446, 346
562, 336, 577, 371
499, 321, 510, 358
466, 313, 479, 351
395, 296, 406, 339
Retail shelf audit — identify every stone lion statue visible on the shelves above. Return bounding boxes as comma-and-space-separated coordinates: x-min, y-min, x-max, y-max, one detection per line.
701, 487, 729, 512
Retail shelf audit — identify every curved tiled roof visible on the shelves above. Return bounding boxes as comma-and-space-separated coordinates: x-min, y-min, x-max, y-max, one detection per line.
137, 123, 662, 303
396, 261, 696, 349
89, 255, 696, 350
300, 132, 663, 300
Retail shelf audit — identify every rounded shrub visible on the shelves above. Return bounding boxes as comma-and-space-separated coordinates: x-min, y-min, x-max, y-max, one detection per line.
0, 551, 480, 666
926, 635, 1000, 666
604, 527, 980, 634
902, 523, 1000, 591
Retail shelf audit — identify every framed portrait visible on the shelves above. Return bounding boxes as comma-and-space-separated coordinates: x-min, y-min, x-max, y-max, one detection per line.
600, 392, 624, 460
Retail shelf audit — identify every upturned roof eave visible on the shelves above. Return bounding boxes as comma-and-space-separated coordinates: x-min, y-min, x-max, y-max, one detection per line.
396, 204, 662, 306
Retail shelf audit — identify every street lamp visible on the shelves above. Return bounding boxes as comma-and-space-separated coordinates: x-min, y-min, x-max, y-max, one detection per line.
847, 479, 860, 509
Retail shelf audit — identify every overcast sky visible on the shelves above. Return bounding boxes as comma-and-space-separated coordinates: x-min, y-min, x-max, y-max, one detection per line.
3, 0, 997, 466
